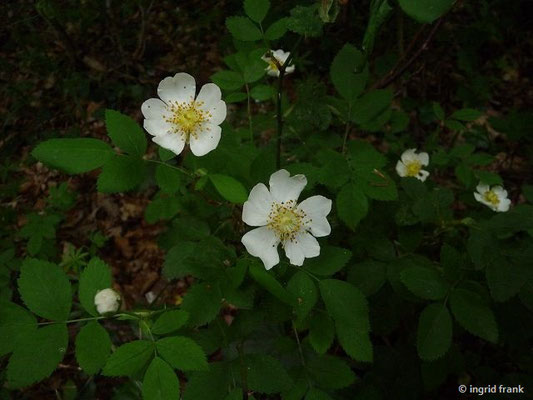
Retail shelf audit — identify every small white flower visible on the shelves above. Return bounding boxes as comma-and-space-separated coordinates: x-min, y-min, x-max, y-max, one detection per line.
241, 170, 332, 270
474, 183, 511, 212
94, 288, 121, 314
262, 50, 295, 77
141, 72, 227, 157
396, 148, 430, 181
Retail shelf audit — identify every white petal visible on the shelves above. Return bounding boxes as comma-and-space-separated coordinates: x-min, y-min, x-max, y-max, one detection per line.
497, 198, 511, 212
206, 100, 227, 125
242, 183, 273, 227
273, 49, 289, 64
396, 161, 407, 177
267, 68, 280, 77
401, 148, 418, 164
418, 152, 429, 166
157, 73, 196, 105
476, 183, 489, 194
285, 65, 295, 75
141, 98, 166, 119
269, 169, 307, 204
144, 118, 172, 137
283, 232, 320, 266
418, 170, 430, 182
189, 124, 221, 156
474, 192, 484, 203
152, 133, 186, 156
297, 195, 332, 237
241, 227, 280, 270
196, 83, 222, 109
492, 186, 507, 198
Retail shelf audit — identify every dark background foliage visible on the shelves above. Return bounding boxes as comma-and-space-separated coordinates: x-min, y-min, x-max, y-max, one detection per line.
1, 0, 532, 399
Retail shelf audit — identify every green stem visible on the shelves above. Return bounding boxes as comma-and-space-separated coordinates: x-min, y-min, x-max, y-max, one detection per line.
275, 37, 303, 169
237, 342, 248, 399
146, 159, 192, 176
245, 83, 254, 143
37, 315, 107, 326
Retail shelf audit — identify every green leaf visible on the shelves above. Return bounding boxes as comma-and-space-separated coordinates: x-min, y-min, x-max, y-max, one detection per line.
287, 5, 323, 37
225, 92, 247, 103
486, 255, 529, 302
145, 195, 181, 223
79, 257, 112, 316
330, 43, 368, 102
336, 320, 373, 362
226, 16, 262, 41
7, 324, 68, 389
362, 0, 393, 55
182, 283, 223, 326
336, 183, 368, 230
32, 138, 113, 174
417, 303, 452, 361
142, 357, 180, 400
246, 354, 293, 394
319, 279, 369, 331
347, 261, 387, 296
309, 312, 335, 354
249, 261, 296, 306
18, 258, 71, 321
159, 147, 175, 161
209, 174, 248, 204
287, 271, 317, 322
152, 310, 190, 335
102, 340, 155, 377
211, 70, 245, 91
522, 184, 533, 203
157, 336, 208, 371
450, 288, 498, 343
244, 0, 270, 23
432, 102, 445, 120
105, 109, 147, 157
398, 0, 455, 23
400, 266, 449, 300
307, 355, 356, 389
264, 18, 289, 40
97, 155, 147, 193
75, 321, 111, 374
155, 164, 182, 194
183, 362, 231, 400
450, 108, 482, 122
304, 246, 352, 276
306, 388, 334, 400
251, 84, 275, 101
0, 301, 37, 357
350, 89, 393, 126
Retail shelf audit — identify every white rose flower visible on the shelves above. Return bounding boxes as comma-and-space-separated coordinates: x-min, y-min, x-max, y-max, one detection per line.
474, 183, 511, 212
141, 72, 227, 157
396, 148, 430, 182
94, 288, 121, 314
241, 169, 332, 270
262, 49, 295, 77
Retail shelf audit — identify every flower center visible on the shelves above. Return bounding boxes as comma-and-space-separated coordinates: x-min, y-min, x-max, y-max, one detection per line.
406, 161, 422, 177
484, 190, 500, 206
267, 200, 307, 243
165, 100, 211, 140
268, 59, 279, 71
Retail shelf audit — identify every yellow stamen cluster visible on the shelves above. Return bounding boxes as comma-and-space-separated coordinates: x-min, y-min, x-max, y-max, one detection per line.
165, 100, 211, 141
484, 190, 500, 206
268, 59, 280, 71
406, 161, 422, 177
267, 200, 309, 244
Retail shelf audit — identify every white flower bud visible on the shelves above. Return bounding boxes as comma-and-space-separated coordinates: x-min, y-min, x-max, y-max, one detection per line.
94, 288, 121, 314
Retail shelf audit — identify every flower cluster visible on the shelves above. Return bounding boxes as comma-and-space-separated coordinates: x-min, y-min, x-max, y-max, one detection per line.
396, 149, 511, 213
94, 288, 121, 315
140, 69, 511, 270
